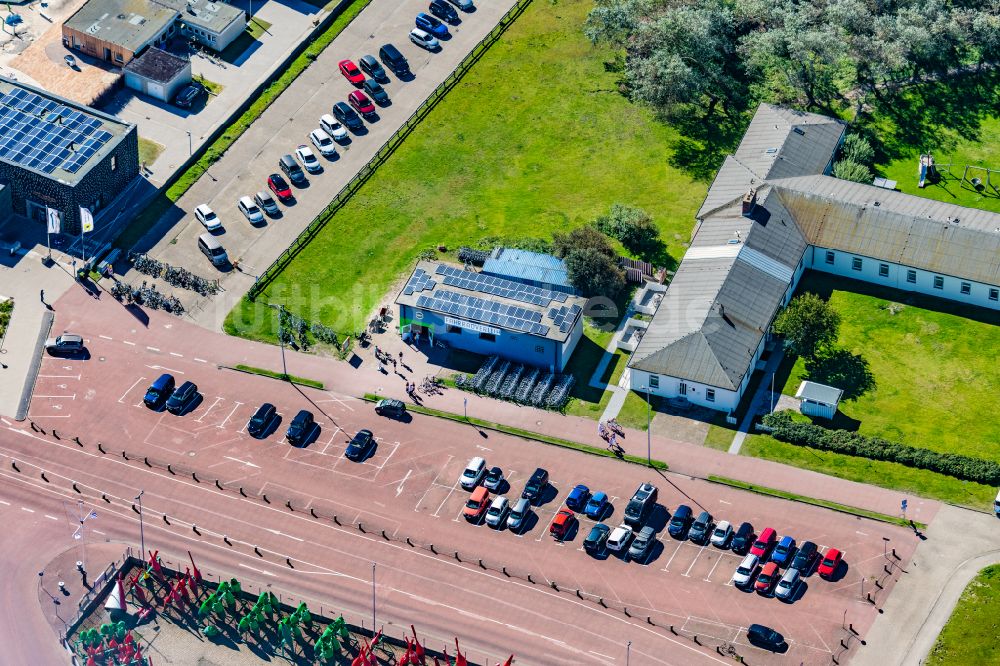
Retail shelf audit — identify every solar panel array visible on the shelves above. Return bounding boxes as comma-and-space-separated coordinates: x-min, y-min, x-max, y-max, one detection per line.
401, 268, 437, 296
546, 304, 583, 335
434, 264, 568, 307
416, 290, 551, 337
0, 87, 114, 175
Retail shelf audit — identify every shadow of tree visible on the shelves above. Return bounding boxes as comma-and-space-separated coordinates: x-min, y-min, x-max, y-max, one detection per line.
804, 347, 876, 401
666, 108, 749, 182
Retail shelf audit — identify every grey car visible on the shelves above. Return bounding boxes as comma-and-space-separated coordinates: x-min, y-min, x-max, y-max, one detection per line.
688, 510, 714, 544
254, 190, 281, 217
775, 567, 800, 602
359, 54, 388, 82
627, 525, 657, 562
45, 333, 84, 355
506, 497, 531, 532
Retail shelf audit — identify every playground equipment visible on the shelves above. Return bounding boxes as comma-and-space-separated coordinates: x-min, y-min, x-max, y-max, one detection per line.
918, 153, 937, 187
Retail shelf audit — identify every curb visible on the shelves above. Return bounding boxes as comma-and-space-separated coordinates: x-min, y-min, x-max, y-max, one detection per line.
16, 309, 53, 422
219, 364, 324, 390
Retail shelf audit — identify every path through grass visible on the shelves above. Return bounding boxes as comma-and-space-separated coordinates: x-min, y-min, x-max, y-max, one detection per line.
927, 564, 1000, 665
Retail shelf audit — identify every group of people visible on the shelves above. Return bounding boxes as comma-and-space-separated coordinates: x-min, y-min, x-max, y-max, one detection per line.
598, 419, 625, 454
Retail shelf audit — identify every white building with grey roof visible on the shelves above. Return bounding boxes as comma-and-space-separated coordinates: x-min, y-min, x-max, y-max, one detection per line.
628, 103, 1000, 415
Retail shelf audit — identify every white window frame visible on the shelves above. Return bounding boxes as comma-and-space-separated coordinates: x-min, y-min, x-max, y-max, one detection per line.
852, 257, 862, 271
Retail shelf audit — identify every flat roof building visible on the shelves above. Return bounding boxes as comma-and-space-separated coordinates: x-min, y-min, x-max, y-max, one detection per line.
123, 47, 192, 102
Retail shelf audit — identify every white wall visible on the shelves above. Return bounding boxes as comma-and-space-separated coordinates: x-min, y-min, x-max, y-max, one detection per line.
630, 370, 739, 412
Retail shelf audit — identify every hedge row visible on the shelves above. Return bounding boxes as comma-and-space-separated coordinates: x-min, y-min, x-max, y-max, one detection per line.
762, 411, 1000, 486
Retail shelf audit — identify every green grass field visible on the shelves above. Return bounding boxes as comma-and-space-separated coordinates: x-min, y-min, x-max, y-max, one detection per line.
225, 0, 705, 341
927, 565, 1000, 665
138, 138, 165, 166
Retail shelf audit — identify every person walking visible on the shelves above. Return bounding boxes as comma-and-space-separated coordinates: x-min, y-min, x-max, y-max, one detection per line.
399, 350, 403, 362
39, 289, 45, 304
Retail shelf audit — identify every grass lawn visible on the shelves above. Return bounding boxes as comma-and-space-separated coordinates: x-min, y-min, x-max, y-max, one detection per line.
138, 137, 165, 166
225, 0, 705, 341
927, 565, 1000, 665
193, 75, 224, 97
704, 423, 737, 451
776, 273, 1000, 462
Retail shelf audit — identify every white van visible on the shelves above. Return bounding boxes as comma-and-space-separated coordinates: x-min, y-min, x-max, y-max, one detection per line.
994, 489, 1000, 517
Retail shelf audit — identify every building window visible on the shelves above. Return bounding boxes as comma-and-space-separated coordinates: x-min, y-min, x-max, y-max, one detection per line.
878, 263, 889, 277
852, 257, 862, 271
446, 325, 462, 334
534, 345, 544, 353
933, 276, 944, 290
989, 288, 998, 301
825, 250, 834, 265
706, 389, 716, 402
906, 270, 916, 283
478, 332, 496, 342
115, 53, 123, 62
110, 155, 117, 171
960, 282, 971, 295
649, 375, 659, 389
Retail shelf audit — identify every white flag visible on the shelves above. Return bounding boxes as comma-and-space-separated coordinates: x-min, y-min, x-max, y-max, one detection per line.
46, 207, 61, 234
80, 207, 94, 233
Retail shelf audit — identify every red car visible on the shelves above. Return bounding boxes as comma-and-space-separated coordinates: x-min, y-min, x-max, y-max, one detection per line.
817, 548, 842, 579
549, 509, 576, 541
755, 561, 779, 595
338, 59, 365, 86
267, 173, 292, 201
749, 527, 776, 558
348, 90, 376, 116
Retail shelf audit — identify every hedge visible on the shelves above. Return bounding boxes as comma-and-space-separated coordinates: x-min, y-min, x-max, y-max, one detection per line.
762, 410, 1000, 486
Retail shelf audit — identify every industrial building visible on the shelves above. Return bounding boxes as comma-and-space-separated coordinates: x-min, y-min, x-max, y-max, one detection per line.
123, 47, 192, 103
395, 259, 587, 372
628, 103, 1000, 414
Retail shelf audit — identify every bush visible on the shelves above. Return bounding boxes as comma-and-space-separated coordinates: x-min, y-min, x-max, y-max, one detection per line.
564, 246, 626, 298
832, 159, 873, 183
551, 225, 616, 260
594, 204, 661, 257
762, 411, 1000, 486
840, 133, 874, 166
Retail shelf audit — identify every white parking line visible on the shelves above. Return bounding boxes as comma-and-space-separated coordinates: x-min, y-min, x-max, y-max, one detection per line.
0, 499, 9, 505
34, 395, 76, 399
38, 375, 81, 379
195, 397, 224, 423
683, 545, 707, 577
169, 352, 183, 358
703, 552, 725, 582
45, 514, 59, 521
217, 402, 243, 429
123, 341, 136, 346
415, 455, 453, 511
146, 346, 160, 352
118, 377, 146, 404
98, 335, 113, 340
431, 481, 461, 518
194, 358, 207, 363
21, 507, 34, 513
661, 541, 684, 572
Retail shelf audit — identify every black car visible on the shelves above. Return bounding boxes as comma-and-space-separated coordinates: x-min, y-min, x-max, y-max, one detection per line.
286, 410, 314, 446
378, 43, 410, 76
790, 540, 818, 574
363, 79, 390, 106
165, 381, 198, 415
688, 510, 714, 544
583, 524, 610, 555
174, 83, 204, 109
667, 504, 693, 538
623, 483, 658, 528
247, 403, 276, 438
279, 154, 306, 185
521, 467, 549, 503
746, 624, 787, 652
374, 398, 406, 417
332, 101, 364, 131
627, 525, 657, 562
731, 522, 755, 555
429, 0, 459, 23
346, 429, 375, 461
359, 54, 388, 81
143, 373, 175, 409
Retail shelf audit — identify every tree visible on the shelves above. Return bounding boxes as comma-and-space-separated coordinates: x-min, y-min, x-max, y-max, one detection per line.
564, 248, 626, 299
839, 133, 874, 166
832, 159, 872, 183
771, 293, 840, 358
551, 225, 616, 260
594, 204, 662, 258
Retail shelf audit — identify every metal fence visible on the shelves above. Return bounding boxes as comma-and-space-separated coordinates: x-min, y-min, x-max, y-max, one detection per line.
246, 0, 535, 302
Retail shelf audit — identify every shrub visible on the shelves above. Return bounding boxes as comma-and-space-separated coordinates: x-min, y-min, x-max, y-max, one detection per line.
594, 204, 661, 258
840, 133, 874, 166
833, 159, 873, 183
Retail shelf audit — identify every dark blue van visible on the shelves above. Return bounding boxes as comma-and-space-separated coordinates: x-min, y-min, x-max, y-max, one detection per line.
667, 504, 693, 539
143, 374, 175, 409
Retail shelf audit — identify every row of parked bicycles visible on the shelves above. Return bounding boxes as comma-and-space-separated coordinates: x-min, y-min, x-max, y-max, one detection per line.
110, 280, 185, 314
129, 252, 220, 296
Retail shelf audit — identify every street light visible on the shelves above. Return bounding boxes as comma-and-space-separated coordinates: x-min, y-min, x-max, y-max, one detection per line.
186, 131, 192, 156
135, 490, 146, 559
371, 562, 377, 639
640, 385, 651, 466
626, 640, 631, 666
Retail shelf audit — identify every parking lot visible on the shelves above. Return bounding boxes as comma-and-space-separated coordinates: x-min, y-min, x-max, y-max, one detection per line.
26, 324, 918, 665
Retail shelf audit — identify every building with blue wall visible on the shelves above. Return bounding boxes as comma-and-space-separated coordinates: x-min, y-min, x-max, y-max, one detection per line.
395, 260, 587, 372
481, 247, 575, 295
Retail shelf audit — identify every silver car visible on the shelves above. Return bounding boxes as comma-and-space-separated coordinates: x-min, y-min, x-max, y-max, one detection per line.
506, 497, 531, 532
485, 496, 509, 528
775, 567, 800, 602
237, 196, 264, 224
710, 520, 733, 548
309, 129, 338, 157
447, 0, 473, 9
409, 28, 440, 51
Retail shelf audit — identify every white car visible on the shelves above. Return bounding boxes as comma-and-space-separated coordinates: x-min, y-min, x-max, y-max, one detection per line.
733, 553, 759, 588
194, 204, 221, 231
295, 144, 321, 173
485, 496, 509, 528
319, 114, 349, 143
606, 523, 633, 552
447, 0, 473, 9
237, 196, 264, 224
409, 28, 440, 51
460, 456, 486, 490
710, 520, 733, 548
775, 567, 800, 602
309, 129, 337, 157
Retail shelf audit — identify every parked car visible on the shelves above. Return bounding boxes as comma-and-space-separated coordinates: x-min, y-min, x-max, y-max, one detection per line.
237, 196, 264, 224
254, 190, 281, 216
195, 204, 221, 231
750, 527, 776, 558
775, 567, 800, 602
332, 101, 364, 131
409, 28, 440, 51
624, 483, 658, 528
583, 523, 611, 555
755, 561, 780, 595
45, 333, 84, 356
549, 509, 575, 540
246, 403, 276, 438
771, 536, 796, 567
607, 523, 633, 552
791, 541, 818, 574
279, 154, 306, 185
730, 522, 755, 555
359, 54, 388, 81
319, 114, 350, 142
446, 0, 473, 9
295, 144, 321, 173
174, 83, 203, 108
338, 59, 365, 85
584, 491, 608, 520
506, 497, 531, 532
817, 547, 843, 579
363, 79, 390, 105
521, 468, 549, 503
464, 486, 490, 523
732, 553, 760, 588
347, 90, 376, 117
308, 129, 337, 158
485, 495, 509, 528
688, 511, 714, 544
566, 484, 589, 512
460, 456, 486, 490
143, 374, 175, 409
710, 520, 733, 548
429, 0, 459, 23
627, 525, 656, 562
165, 381, 198, 415
746, 624, 786, 652
198, 234, 227, 267
483, 466, 504, 491
378, 43, 410, 76
374, 398, 406, 417
268, 173, 292, 201
286, 410, 315, 446
668, 504, 693, 538
345, 429, 374, 461
415, 12, 449, 38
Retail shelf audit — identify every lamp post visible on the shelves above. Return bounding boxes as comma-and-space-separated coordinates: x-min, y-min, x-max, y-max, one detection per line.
640, 385, 651, 466
186, 131, 192, 156
626, 640, 631, 666
135, 490, 145, 559
371, 562, 376, 638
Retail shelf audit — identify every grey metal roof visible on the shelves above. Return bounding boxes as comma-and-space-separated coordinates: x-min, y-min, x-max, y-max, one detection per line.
795, 381, 843, 405
64, 0, 176, 53
155, 0, 244, 34
697, 156, 760, 219
482, 247, 572, 290
123, 47, 189, 83
733, 104, 845, 181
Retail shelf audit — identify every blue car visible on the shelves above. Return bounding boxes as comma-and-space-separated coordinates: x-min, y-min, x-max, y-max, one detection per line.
585, 492, 608, 520
566, 484, 590, 511
771, 535, 796, 567
415, 12, 449, 38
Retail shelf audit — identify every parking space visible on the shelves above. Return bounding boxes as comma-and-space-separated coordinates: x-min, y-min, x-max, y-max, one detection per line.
29, 353, 88, 420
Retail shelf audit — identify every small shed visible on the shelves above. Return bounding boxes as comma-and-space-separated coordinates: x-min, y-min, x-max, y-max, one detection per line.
123, 47, 191, 103
794, 381, 843, 419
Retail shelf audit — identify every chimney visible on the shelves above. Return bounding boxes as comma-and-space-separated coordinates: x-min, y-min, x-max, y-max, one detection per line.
742, 188, 757, 216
